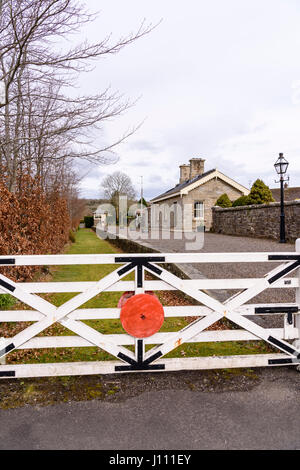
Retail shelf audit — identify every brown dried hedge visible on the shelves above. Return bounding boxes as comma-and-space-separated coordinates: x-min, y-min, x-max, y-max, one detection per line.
0, 175, 70, 281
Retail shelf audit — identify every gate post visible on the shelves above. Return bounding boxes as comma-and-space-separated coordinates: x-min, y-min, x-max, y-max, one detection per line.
294, 239, 300, 359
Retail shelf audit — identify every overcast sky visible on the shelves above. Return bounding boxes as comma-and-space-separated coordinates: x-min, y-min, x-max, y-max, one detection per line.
76, 0, 300, 200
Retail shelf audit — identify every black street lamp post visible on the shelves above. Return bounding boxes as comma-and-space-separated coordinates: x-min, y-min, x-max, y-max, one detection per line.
274, 153, 289, 243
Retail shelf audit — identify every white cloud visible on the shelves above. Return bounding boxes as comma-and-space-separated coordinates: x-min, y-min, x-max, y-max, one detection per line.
214, 106, 300, 187
77, 0, 300, 199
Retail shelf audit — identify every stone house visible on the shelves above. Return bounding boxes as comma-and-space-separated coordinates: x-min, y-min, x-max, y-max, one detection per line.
150, 158, 249, 231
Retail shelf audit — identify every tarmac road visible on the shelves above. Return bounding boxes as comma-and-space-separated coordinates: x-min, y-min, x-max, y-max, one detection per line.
0, 367, 299, 450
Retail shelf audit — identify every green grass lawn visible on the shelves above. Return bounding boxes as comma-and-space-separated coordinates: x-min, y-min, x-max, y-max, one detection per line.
5, 228, 274, 365
50, 228, 127, 309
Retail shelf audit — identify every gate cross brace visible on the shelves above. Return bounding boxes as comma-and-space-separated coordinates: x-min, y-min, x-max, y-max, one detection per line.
140, 258, 300, 366
0, 264, 140, 365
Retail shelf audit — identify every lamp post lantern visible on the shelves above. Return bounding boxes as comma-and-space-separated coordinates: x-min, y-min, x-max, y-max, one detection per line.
274, 153, 289, 243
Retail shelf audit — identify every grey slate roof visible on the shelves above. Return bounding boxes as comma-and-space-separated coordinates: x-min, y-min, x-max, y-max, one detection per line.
150, 168, 216, 202
271, 187, 300, 202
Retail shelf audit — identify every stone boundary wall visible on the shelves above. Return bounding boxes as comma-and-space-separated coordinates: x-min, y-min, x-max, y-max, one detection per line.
212, 201, 300, 242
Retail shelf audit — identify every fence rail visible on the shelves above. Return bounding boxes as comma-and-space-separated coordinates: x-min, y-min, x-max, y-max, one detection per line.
0, 240, 299, 378
0, 251, 300, 265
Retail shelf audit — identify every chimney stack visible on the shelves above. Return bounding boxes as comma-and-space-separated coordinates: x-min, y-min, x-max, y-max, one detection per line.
189, 158, 205, 180
179, 164, 190, 184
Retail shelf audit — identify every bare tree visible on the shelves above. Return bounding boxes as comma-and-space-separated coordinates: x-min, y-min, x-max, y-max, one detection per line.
101, 171, 137, 220
0, 0, 154, 106
0, 73, 136, 189
102, 171, 137, 200
0, 0, 156, 189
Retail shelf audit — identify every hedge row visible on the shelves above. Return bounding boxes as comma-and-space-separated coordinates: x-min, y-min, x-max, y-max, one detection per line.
0, 175, 70, 282
216, 179, 275, 208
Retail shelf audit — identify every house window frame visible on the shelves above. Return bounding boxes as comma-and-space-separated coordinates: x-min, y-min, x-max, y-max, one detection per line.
173, 201, 177, 226
194, 201, 204, 219
163, 204, 168, 222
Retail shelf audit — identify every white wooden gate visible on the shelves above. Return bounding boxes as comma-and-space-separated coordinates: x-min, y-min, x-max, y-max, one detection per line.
0, 240, 300, 379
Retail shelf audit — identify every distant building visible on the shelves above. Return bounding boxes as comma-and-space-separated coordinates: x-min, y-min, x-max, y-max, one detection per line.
150, 158, 249, 231
93, 207, 109, 227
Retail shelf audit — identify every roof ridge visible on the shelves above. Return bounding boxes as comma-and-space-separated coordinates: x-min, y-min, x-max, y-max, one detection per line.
150, 168, 216, 202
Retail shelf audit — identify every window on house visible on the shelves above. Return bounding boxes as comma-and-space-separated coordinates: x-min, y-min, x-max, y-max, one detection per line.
194, 201, 204, 218
173, 202, 177, 226
164, 204, 168, 221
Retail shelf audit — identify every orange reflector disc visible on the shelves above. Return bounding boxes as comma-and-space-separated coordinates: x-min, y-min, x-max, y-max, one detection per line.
120, 293, 164, 338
